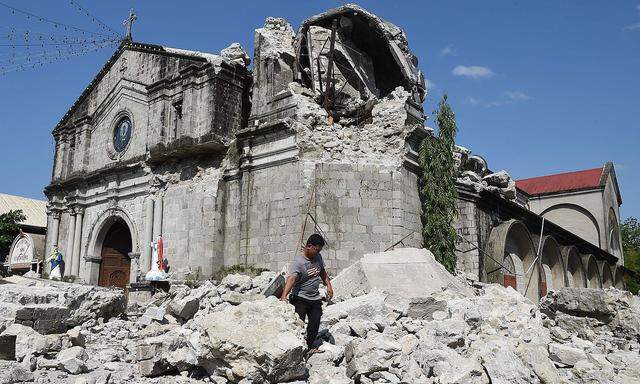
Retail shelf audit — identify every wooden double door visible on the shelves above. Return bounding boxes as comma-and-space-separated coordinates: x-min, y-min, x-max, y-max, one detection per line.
98, 220, 132, 289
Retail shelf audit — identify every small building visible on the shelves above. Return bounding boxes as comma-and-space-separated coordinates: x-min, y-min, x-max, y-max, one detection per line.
453, 156, 627, 302
0, 193, 47, 273
516, 162, 623, 260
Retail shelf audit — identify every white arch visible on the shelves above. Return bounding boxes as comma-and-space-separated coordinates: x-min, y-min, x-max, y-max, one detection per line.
539, 236, 567, 292
541, 203, 601, 248
613, 265, 625, 290
582, 254, 602, 289
598, 261, 614, 288
562, 246, 587, 288
486, 220, 540, 302
608, 208, 622, 259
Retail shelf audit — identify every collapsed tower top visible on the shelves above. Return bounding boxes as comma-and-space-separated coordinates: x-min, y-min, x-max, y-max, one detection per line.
294, 4, 426, 108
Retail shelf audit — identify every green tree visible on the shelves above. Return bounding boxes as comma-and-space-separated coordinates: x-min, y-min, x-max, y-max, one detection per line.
621, 217, 640, 293
418, 94, 459, 273
0, 209, 26, 256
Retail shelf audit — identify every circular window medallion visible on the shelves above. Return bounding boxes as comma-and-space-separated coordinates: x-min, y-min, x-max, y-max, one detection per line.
113, 116, 132, 153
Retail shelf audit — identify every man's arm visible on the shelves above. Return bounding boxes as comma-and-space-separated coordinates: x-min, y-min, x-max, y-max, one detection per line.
280, 275, 297, 301
321, 270, 333, 300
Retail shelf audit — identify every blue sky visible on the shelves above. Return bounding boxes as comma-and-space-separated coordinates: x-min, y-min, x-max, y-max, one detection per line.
0, 1, 639, 219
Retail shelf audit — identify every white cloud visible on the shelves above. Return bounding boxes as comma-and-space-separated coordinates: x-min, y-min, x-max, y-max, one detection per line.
624, 22, 640, 31
465, 96, 481, 106
505, 91, 531, 101
452, 65, 494, 79
623, 4, 640, 31
465, 91, 531, 108
439, 45, 457, 57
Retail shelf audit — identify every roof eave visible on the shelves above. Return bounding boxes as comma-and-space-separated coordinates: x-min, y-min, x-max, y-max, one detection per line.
521, 185, 604, 199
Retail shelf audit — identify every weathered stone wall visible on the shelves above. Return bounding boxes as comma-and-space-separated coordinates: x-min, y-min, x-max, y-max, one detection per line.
222, 160, 422, 275
154, 157, 226, 278
453, 195, 493, 280
312, 163, 422, 273
223, 162, 310, 272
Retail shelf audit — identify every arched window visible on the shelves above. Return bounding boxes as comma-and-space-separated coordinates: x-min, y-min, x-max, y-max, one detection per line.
608, 208, 621, 258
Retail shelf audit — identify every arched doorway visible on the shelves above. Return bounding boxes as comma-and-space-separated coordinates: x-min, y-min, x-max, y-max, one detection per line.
98, 219, 132, 289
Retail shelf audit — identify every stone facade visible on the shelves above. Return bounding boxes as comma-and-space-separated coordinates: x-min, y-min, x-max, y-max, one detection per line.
44, 5, 427, 286
45, 42, 251, 284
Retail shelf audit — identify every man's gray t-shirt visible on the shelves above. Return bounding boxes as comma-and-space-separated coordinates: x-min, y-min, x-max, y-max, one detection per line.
287, 253, 325, 301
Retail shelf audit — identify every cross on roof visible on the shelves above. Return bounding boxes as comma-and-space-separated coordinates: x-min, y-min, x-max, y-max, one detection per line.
123, 8, 137, 41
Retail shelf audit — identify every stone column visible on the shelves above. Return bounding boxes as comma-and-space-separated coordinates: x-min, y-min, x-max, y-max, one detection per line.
58, 134, 69, 179
72, 208, 84, 277
65, 210, 76, 277
142, 197, 154, 273
152, 196, 163, 268
48, 211, 61, 253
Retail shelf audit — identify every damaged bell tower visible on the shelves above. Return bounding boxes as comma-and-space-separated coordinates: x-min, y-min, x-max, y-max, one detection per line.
249, 4, 426, 127
296, 5, 426, 124
225, 4, 431, 273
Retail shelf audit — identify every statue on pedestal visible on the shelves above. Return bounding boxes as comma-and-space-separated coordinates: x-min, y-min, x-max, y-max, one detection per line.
49, 247, 63, 280
145, 235, 167, 281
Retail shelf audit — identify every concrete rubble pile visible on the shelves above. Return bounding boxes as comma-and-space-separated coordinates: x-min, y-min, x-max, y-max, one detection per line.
0, 275, 126, 335
454, 145, 517, 201
0, 249, 638, 383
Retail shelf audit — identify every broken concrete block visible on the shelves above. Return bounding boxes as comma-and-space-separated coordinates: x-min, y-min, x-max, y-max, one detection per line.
1, 323, 51, 360
0, 335, 16, 360
262, 271, 285, 298
57, 346, 88, 374
168, 295, 199, 321
220, 274, 253, 293
405, 296, 448, 320
0, 276, 126, 334
345, 333, 402, 379
548, 343, 588, 367
66, 327, 86, 347
0, 360, 33, 383
143, 306, 166, 322
220, 291, 263, 305
482, 170, 511, 188
138, 357, 173, 377
191, 297, 307, 382
331, 248, 473, 301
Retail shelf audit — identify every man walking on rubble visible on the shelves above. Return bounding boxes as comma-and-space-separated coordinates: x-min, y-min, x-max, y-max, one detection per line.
280, 234, 333, 352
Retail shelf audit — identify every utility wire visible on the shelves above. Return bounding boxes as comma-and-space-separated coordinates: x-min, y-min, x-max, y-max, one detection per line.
0, 38, 117, 65
0, 36, 119, 63
0, 1, 114, 38
0, 37, 120, 47
68, 0, 120, 37
1, 28, 115, 44
0, 25, 103, 40
0, 39, 118, 75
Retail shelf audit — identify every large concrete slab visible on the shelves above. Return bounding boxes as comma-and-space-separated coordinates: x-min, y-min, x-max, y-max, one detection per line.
332, 248, 473, 300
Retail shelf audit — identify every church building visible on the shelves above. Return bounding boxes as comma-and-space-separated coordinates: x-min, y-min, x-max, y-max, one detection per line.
44, 4, 628, 297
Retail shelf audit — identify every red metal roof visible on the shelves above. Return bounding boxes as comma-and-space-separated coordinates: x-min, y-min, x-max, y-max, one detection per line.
516, 167, 604, 196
